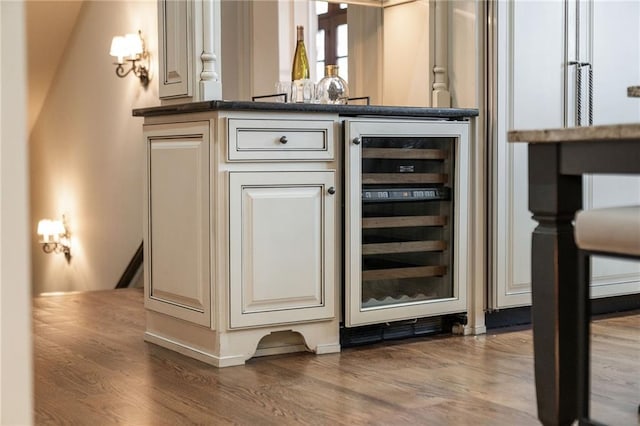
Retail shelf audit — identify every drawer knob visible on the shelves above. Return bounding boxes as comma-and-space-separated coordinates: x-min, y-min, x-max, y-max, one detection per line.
279, 136, 288, 144
327, 187, 336, 195
353, 137, 361, 145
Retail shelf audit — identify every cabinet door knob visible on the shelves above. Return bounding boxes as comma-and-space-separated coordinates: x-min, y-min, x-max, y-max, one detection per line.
327, 187, 336, 195
279, 136, 288, 144
352, 137, 361, 145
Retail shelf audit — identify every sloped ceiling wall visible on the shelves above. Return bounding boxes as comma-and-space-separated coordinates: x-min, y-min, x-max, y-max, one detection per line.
26, 0, 84, 134
28, 0, 158, 294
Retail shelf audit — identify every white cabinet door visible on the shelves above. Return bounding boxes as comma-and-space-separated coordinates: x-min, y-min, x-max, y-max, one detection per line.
492, 0, 640, 309
158, 0, 192, 99
492, 0, 566, 309
144, 122, 211, 326
228, 171, 336, 328
158, 0, 223, 101
585, 1, 640, 297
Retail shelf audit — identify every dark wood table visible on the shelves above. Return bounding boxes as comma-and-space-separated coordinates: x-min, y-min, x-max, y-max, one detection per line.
508, 123, 640, 426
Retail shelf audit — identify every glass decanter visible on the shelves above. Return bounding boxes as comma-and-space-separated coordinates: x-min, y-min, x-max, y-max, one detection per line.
316, 65, 349, 104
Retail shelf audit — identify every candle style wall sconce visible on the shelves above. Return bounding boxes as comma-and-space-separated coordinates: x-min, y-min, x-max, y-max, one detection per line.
109, 30, 150, 87
37, 215, 71, 262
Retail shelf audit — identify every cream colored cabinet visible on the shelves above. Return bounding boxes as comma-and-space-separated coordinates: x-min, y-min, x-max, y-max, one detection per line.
142, 111, 341, 367
143, 121, 211, 326
157, 0, 191, 99
583, 2, 640, 298
491, 1, 566, 309
157, 0, 222, 102
491, 0, 640, 309
228, 171, 336, 328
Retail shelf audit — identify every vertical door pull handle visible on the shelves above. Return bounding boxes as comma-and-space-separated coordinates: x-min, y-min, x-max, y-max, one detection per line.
572, 61, 584, 126
569, 61, 593, 126
585, 63, 593, 126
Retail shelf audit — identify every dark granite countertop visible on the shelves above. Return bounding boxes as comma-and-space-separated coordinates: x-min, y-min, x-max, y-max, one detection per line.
132, 100, 479, 120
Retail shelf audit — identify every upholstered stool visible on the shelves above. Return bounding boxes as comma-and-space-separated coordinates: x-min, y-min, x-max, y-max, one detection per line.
576, 206, 640, 257
574, 205, 640, 425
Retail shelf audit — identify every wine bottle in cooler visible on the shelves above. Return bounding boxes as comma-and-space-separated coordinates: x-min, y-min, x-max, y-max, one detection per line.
291, 25, 310, 102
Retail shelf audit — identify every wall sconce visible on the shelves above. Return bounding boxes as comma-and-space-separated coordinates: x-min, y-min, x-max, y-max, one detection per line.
110, 30, 150, 87
37, 215, 71, 262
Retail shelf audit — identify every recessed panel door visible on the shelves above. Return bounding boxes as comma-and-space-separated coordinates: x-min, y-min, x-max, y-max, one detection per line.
229, 171, 336, 328
144, 122, 211, 327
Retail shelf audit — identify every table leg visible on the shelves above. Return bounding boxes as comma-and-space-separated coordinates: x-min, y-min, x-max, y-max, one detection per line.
528, 144, 583, 426
577, 251, 591, 423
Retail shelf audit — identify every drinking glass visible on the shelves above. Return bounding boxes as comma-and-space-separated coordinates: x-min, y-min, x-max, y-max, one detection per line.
274, 81, 291, 103
292, 79, 316, 103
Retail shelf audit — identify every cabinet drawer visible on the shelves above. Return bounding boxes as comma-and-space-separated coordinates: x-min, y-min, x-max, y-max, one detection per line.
227, 119, 334, 161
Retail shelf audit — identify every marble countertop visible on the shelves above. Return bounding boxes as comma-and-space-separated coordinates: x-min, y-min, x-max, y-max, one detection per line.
508, 123, 640, 144
132, 100, 479, 119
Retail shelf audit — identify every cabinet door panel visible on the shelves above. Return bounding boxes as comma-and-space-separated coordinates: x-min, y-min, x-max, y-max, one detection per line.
229, 171, 335, 328
586, 0, 640, 297
492, 0, 566, 309
242, 186, 323, 308
144, 123, 210, 326
493, 0, 640, 309
158, 0, 191, 98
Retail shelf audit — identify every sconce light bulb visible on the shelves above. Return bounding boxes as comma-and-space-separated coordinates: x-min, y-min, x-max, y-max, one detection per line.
37, 219, 52, 241
50, 220, 65, 239
125, 33, 143, 57
110, 36, 129, 63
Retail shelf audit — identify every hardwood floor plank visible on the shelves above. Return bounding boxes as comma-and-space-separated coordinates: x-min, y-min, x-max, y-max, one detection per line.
33, 289, 639, 425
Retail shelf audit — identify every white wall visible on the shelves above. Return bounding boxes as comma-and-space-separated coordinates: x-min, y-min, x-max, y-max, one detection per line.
347, 4, 383, 105
383, 0, 432, 106
1, 0, 34, 423
29, 0, 158, 294
26, 0, 83, 134
250, 1, 281, 97
221, 0, 316, 101
221, 0, 251, 101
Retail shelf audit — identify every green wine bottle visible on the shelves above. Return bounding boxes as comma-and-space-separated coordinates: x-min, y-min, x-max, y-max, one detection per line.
291, 25, 310, 102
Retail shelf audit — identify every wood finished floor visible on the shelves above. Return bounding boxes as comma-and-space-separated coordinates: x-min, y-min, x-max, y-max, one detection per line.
33, 289, 640, 425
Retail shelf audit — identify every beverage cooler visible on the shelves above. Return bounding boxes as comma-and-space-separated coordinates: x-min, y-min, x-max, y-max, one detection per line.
344, 119, 471, 329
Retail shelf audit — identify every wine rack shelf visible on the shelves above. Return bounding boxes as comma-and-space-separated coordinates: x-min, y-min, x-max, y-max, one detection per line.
362, 173, 448, 185
362, 148, 448, 160
362, 240, 447, 255
362, 215, 448, 229
362, 265, 447, 281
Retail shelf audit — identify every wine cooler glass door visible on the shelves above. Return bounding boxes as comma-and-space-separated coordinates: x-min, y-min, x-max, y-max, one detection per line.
345, 120, 470, 327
